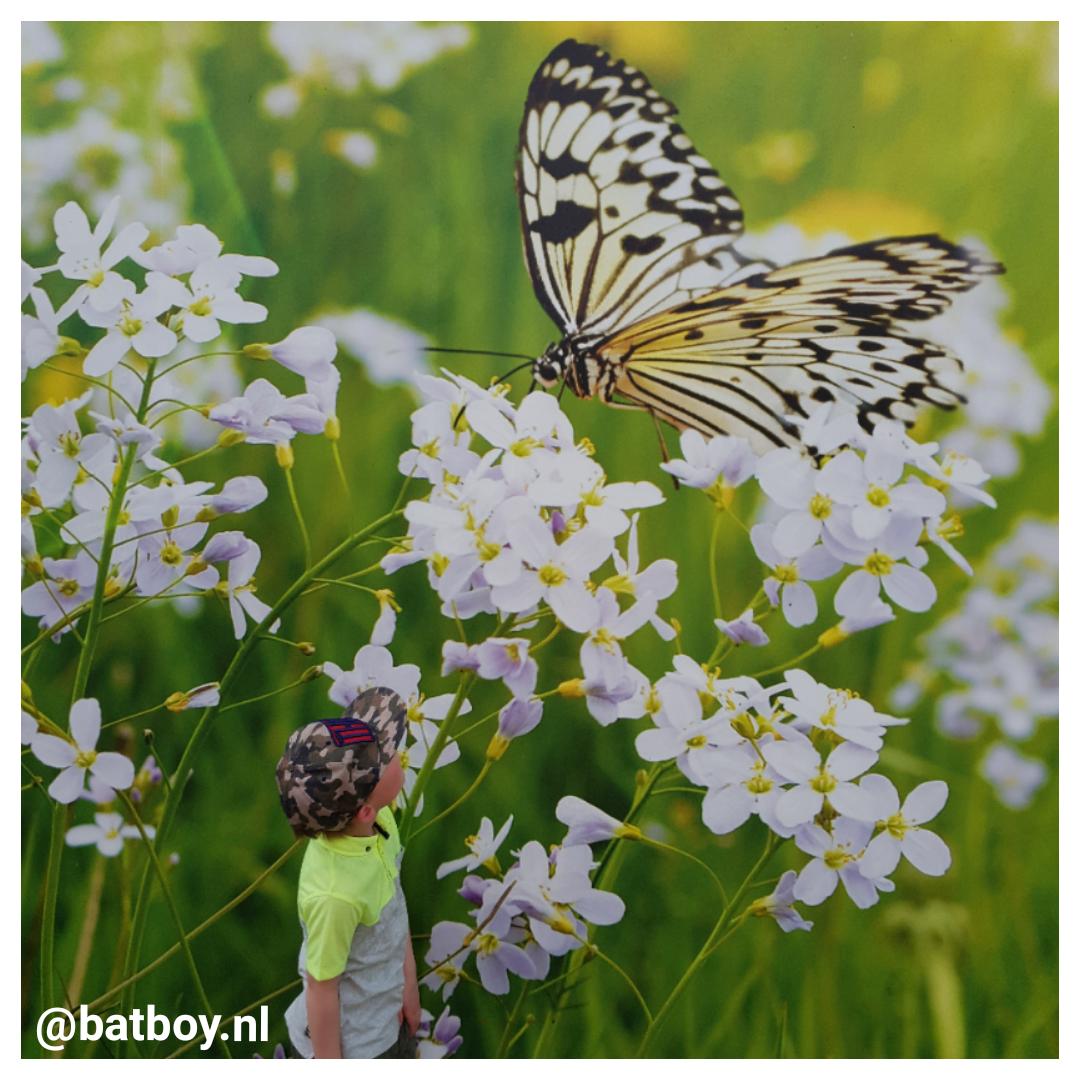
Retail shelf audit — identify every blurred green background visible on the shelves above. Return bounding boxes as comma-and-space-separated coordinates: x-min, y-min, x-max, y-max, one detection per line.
22, 22, 1058, 1058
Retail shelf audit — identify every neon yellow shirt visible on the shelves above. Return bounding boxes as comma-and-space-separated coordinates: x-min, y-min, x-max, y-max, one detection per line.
297, 805, 402, 981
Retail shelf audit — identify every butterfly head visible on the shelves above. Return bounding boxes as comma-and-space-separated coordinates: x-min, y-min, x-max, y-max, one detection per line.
533, 340, 603, 399
533, 342, 570, 388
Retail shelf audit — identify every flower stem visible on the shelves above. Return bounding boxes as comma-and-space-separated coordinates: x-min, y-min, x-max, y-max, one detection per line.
635, 832, 778, 1056
640, 836, 728, 905
710, 512, 723, 620
747, 641, 822, 680
398, 672, 476, 847
410, 761, 492, 839
283, 464, 312, 568
117, 792, 230, 1057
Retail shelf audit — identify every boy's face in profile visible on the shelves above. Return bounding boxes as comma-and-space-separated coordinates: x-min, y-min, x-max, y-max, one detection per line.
366, 752, 404, 812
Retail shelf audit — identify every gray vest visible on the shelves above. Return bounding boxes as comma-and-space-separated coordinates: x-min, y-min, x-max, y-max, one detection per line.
284, 849, 408, 1057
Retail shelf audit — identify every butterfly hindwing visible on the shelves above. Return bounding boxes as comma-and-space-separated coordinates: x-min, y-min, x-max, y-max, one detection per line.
599, 236, 1002, 450
517, 39, 748, 340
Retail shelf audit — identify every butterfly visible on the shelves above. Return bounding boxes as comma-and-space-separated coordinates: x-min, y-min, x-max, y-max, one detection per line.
516, 38, 1003, 454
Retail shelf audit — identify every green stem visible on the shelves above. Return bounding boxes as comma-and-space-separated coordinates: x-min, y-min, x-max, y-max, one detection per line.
494, 987, 529, 1058
117, 792, 229, 1056
709, 512, 723, 620
399, 671, 476, 846
587, 942, 653, 1023
747, 641, 822, 680
283, 465, 312, 568
640, 836, 728, 905
635, 833, 778, 1056
410, 761, 492, 839
331, 440, 350, 496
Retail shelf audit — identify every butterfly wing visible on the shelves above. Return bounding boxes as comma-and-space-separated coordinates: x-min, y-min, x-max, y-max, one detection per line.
600, 235, 1004, 450
517, 39, 753, 342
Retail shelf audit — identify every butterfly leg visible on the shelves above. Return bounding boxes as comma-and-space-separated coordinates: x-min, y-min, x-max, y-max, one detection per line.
602, 395, 681, 488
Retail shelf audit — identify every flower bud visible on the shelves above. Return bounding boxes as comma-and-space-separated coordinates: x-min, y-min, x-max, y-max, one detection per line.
275, 442, 295, 470
301, 664, 324, 683
216, 428, 247, 448
297, 641, 316, 656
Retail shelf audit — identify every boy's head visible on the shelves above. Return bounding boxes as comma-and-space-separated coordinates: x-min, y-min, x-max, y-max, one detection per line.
275, 686, 407, 838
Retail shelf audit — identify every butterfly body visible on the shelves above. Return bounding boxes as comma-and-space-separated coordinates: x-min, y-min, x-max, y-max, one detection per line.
517, 39, 1003, 453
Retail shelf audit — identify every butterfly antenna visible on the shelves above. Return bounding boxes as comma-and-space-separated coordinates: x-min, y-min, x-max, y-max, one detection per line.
423, 346, 534, 362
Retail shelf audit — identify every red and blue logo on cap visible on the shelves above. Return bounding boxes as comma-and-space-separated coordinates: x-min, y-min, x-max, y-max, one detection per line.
322, 718, 378, 748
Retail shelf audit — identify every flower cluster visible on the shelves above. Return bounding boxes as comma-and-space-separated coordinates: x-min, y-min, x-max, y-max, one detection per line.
636, 661, 950, 914
387, 374, 677, 730
890, 517, 1058, 808
426, 813, 625, 999
663, 404, 994, 636
20, 202, 356, 650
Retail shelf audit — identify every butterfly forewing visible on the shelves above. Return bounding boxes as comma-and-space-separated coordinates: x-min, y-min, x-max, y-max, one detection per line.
517, 39, 748, 340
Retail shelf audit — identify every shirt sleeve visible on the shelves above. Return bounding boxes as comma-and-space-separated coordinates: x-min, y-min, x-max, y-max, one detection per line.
302, 893, 364, 981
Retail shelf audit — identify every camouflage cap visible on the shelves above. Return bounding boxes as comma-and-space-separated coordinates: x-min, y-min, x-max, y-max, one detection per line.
275, 686, 407, 837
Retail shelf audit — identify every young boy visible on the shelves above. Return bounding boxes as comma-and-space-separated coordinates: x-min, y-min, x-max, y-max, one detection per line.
275, 686, 420, 1058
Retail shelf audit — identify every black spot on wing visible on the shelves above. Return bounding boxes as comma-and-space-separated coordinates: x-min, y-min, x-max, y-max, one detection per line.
529, 201, 596, 244
621, 234, 665, 256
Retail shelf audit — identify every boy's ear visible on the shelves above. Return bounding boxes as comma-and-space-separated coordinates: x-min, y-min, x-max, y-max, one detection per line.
355, 802, 375, 822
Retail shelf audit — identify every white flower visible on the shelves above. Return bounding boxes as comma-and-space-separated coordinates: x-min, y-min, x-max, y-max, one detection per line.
135, 223, 278, 278
79, 280, 179, 375
556, 796, 639, 846
435, 815, 513, 880
21, 553, 97, 637
763, 740, 879, 827
221, 541, 280, 639
30, 699, 135, 804
661, 429, 756, 492
323, 644, 420, 708
491, 516, 610, 633
604, 514, 678, 640
756, 448, 843, 557
22, 283, 81, 379
700, 743, 787, 835
819, 446, 946, 542
150, 262, 268, 343
326, 129, 378, 169
66, 812, 151, 857
749, 870, 813, 933
54, 198, 148, 313
209, 378, 326, 445
24, 396, 113, 508
248, 326, 338, 383
579, 587, 655, 689
858, 776, 951, 877
751, 523, 841, 628
370, 589, 399, 647
831, 514, 937, 616
779, 669, 894, 750
794, 819, 890, 909
714, 608, 769, 646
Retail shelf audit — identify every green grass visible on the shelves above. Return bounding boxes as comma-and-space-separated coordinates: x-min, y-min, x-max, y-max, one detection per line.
22, 21, 1057, 1058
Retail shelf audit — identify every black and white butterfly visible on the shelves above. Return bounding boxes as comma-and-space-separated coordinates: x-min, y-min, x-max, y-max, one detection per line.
516, 38, 1003, 453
